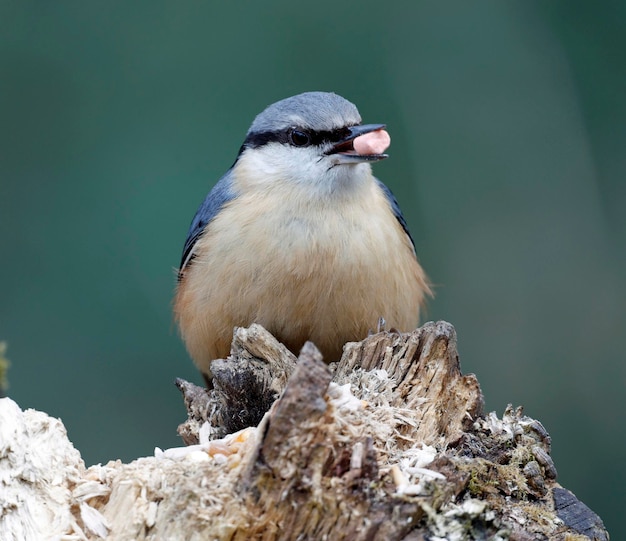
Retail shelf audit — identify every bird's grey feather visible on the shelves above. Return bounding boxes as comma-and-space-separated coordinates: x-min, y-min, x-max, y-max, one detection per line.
376, 179, 416, 252
179, 170, 237, 275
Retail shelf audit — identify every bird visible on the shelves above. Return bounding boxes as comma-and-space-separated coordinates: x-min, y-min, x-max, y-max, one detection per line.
174, 91, 430, 384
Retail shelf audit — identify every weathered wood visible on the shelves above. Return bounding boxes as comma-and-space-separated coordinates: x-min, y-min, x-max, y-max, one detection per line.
175, 377, 211, 445
177, 324, 298, 443
235, 342, 423, 540
171, 321, 609, 540
0, 321, 610, 540
553, 487, 609, 541
333, 321, 484, 448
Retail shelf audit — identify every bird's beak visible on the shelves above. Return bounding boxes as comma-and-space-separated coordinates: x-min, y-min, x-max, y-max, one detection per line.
326, 124, 389, 163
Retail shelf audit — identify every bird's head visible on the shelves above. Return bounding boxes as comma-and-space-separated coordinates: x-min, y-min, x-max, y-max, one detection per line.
234, 92, 390, 196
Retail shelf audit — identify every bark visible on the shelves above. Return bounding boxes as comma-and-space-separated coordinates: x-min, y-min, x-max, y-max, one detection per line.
0, 322, 609, 540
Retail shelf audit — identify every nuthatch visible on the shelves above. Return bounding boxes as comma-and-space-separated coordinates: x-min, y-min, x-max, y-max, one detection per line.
175, 91, 430, 383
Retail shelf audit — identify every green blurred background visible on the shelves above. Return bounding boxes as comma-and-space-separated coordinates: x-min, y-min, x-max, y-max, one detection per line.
1, 2, 623, 537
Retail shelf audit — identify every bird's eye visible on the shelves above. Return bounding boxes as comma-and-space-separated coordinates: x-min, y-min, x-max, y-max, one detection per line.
289, 129, 310, 147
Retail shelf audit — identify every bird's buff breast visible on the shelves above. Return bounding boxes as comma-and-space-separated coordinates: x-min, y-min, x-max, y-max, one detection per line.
175, 180, 426, 375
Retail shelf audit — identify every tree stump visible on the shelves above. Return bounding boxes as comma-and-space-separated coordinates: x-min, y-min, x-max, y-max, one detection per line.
0, 322, 609, 540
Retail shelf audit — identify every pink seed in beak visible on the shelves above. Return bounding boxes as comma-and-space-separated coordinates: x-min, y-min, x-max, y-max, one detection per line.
353, 129, 391, 156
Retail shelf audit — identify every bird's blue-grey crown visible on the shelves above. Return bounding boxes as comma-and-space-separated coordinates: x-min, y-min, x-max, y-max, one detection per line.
247, 92, 362, 134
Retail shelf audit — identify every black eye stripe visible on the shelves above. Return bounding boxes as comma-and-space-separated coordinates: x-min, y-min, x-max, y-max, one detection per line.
242, 126, 353, 150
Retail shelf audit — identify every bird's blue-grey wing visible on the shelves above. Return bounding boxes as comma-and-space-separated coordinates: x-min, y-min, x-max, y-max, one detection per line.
376, 179, 416, 253
179, 170, 237, 277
